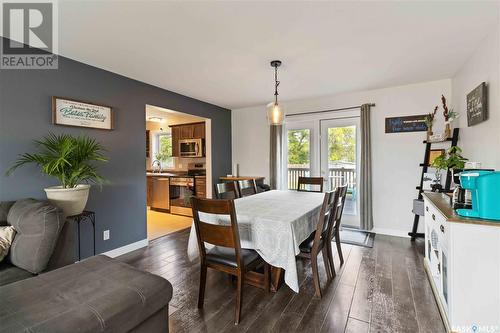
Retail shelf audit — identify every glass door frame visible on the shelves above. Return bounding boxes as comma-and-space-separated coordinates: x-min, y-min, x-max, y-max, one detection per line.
320, 116, 361, 228
282, 120, 320, 190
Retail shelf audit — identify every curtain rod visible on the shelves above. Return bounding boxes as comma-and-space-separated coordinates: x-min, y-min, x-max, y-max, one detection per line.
285, 103, 375, 117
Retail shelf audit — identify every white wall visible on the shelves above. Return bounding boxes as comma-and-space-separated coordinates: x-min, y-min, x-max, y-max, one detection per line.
452, 24, 500, 169
232, 79, 452, 237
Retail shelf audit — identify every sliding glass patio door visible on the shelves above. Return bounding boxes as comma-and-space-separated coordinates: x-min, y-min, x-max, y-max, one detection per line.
320, 118, 360, 227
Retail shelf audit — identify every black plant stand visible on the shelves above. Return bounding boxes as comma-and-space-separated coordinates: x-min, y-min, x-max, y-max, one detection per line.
409, 128, 459, 241
68, 211, 96, 261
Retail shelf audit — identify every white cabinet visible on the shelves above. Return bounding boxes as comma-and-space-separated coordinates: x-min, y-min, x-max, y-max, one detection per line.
423, 193, 500, 333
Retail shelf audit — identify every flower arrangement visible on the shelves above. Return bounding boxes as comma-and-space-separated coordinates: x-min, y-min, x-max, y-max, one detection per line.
441, 95, 458, 138
425, 106, 438, 137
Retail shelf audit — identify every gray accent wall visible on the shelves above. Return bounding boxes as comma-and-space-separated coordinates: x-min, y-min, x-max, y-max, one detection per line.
0, 40, 232, 255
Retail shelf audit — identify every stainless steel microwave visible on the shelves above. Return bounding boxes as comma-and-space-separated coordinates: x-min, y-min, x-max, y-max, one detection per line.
179, 139, 204, 157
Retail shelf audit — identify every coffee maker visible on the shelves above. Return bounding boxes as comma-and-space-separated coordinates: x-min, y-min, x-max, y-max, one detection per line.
452, 170, 472, 209
456, 170, 500, 220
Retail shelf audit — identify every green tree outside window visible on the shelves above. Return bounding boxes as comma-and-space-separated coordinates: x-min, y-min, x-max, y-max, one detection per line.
328, 126, 355, 164
287, 129, 310, 165
155, 134, 173, 168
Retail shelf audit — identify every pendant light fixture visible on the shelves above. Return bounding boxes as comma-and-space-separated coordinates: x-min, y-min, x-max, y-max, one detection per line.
267, 60, 285, 125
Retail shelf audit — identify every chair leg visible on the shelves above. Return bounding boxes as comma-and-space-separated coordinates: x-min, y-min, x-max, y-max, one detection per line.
322, 247, 332, 280
311, 255, 322, 298
326, 241, 336, 278
235, 272, 243, 325
198, 264, 207, 308
335, 228, 344, 265
264, 263, 270, 292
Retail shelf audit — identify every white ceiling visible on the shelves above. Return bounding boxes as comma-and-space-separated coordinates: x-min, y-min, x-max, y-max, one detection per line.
53, 1, 499, 109
145, 104, 205, 127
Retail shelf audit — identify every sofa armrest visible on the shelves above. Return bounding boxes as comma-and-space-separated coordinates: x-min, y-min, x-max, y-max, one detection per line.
0, 201, 15, 226
46, 218, 78, 271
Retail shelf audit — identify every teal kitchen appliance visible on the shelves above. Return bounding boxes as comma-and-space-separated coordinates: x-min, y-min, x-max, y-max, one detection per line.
456, 170, 500, 220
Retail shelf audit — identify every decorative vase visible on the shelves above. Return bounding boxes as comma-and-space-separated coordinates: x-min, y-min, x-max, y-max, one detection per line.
427, 127, 433, 140
44, 184, 90, 217
444, 123, 451, 139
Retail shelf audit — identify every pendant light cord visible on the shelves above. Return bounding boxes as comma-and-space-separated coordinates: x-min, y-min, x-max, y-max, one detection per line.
274, 64, 280, 105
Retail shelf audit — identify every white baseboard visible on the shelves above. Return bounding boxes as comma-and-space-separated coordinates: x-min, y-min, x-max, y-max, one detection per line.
371, 228, 410, 239
102, 239, 149, 258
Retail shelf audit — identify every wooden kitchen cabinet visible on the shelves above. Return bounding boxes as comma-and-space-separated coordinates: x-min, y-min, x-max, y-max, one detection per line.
180, 124, 194, 139
195, 176, 206, 198
193, 122, 205, 139
171, 126, 180, 157
146, 176, 153, 206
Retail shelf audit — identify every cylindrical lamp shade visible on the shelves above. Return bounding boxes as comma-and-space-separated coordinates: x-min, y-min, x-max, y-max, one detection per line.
267, 102, 285, 125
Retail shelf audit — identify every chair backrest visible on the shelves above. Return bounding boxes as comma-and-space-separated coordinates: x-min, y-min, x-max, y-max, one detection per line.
310, 190, 337, 251
191, 197, 243, 267
297, 177, 324, 193
214, 182, 240, 199
333, 185, 348, 225
236, 179, 258, 197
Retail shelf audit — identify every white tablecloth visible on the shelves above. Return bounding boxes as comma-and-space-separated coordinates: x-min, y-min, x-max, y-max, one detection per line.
187, 190, 325, 292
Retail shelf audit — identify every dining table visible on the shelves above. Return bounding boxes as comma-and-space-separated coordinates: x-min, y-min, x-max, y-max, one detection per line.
187, 190, 325, 293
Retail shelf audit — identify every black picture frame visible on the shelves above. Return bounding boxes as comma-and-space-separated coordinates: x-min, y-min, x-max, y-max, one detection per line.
467, 82, 487, 127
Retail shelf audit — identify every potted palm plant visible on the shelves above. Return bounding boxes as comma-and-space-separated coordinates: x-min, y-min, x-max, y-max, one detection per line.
7, 133, 108, 216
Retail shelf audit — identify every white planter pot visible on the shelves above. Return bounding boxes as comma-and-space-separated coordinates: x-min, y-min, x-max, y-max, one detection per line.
44, 184, 90, 217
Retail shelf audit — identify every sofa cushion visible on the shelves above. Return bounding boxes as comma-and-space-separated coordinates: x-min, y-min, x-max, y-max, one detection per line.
0, 255, 173, 333
7, 199, 64, 274
0, 262, 34, 286
0, 226, 16, 262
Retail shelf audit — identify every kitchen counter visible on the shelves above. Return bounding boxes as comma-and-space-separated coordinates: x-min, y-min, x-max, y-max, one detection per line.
423, 192, 500, 227
147, 172, 188, 177
220, 176, 264, 181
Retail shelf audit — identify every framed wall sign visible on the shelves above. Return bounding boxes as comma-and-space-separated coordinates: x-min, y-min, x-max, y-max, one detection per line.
467, 82, 487, 126
52, 97, 114, 130
385, 114, 427, 133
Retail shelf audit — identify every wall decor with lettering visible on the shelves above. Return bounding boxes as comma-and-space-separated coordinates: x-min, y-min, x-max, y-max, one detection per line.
467, 82, 487, 126
52, 97, 114, 130
385, 114, 427, 133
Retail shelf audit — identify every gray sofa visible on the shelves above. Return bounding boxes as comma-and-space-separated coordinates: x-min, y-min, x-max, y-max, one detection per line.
0, 199, 173, 332
0, 199, 72, 285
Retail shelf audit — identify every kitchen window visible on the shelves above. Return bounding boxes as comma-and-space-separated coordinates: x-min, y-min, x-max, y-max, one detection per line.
155, 133, 174, 168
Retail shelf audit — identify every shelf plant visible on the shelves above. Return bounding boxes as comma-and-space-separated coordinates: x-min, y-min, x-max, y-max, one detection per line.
425, 106, 438, 139
431, 146, 468, 191
6, 133, 108, 216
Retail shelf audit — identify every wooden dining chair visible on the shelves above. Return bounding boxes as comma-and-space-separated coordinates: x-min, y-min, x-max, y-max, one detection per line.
214, 182, 240, 199
191, 197, 270, 325
297, 177, 324, 193
236, 179, 258, 197
297, 190, 338, 298
329, 185, 348, 265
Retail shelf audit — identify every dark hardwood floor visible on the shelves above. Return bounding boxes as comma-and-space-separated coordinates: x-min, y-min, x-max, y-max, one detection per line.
117, 229, 445, 333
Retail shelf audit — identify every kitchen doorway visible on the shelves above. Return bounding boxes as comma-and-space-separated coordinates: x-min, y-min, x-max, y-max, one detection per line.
284, 113, 361, 228
145, 105, 211, 240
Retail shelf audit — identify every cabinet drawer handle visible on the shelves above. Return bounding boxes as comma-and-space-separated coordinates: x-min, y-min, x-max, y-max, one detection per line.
440, 225, 444, 233
426, 206, 429, 212
432, 214, 435, 221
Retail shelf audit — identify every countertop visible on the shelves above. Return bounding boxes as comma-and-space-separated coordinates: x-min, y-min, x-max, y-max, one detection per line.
423, 192, 500, 227
220, 176, 265, 181
146, 172, 206, 178
147, 172, 186, 177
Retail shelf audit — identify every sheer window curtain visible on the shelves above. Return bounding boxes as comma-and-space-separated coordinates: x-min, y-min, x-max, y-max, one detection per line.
360, 104, 373, 230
